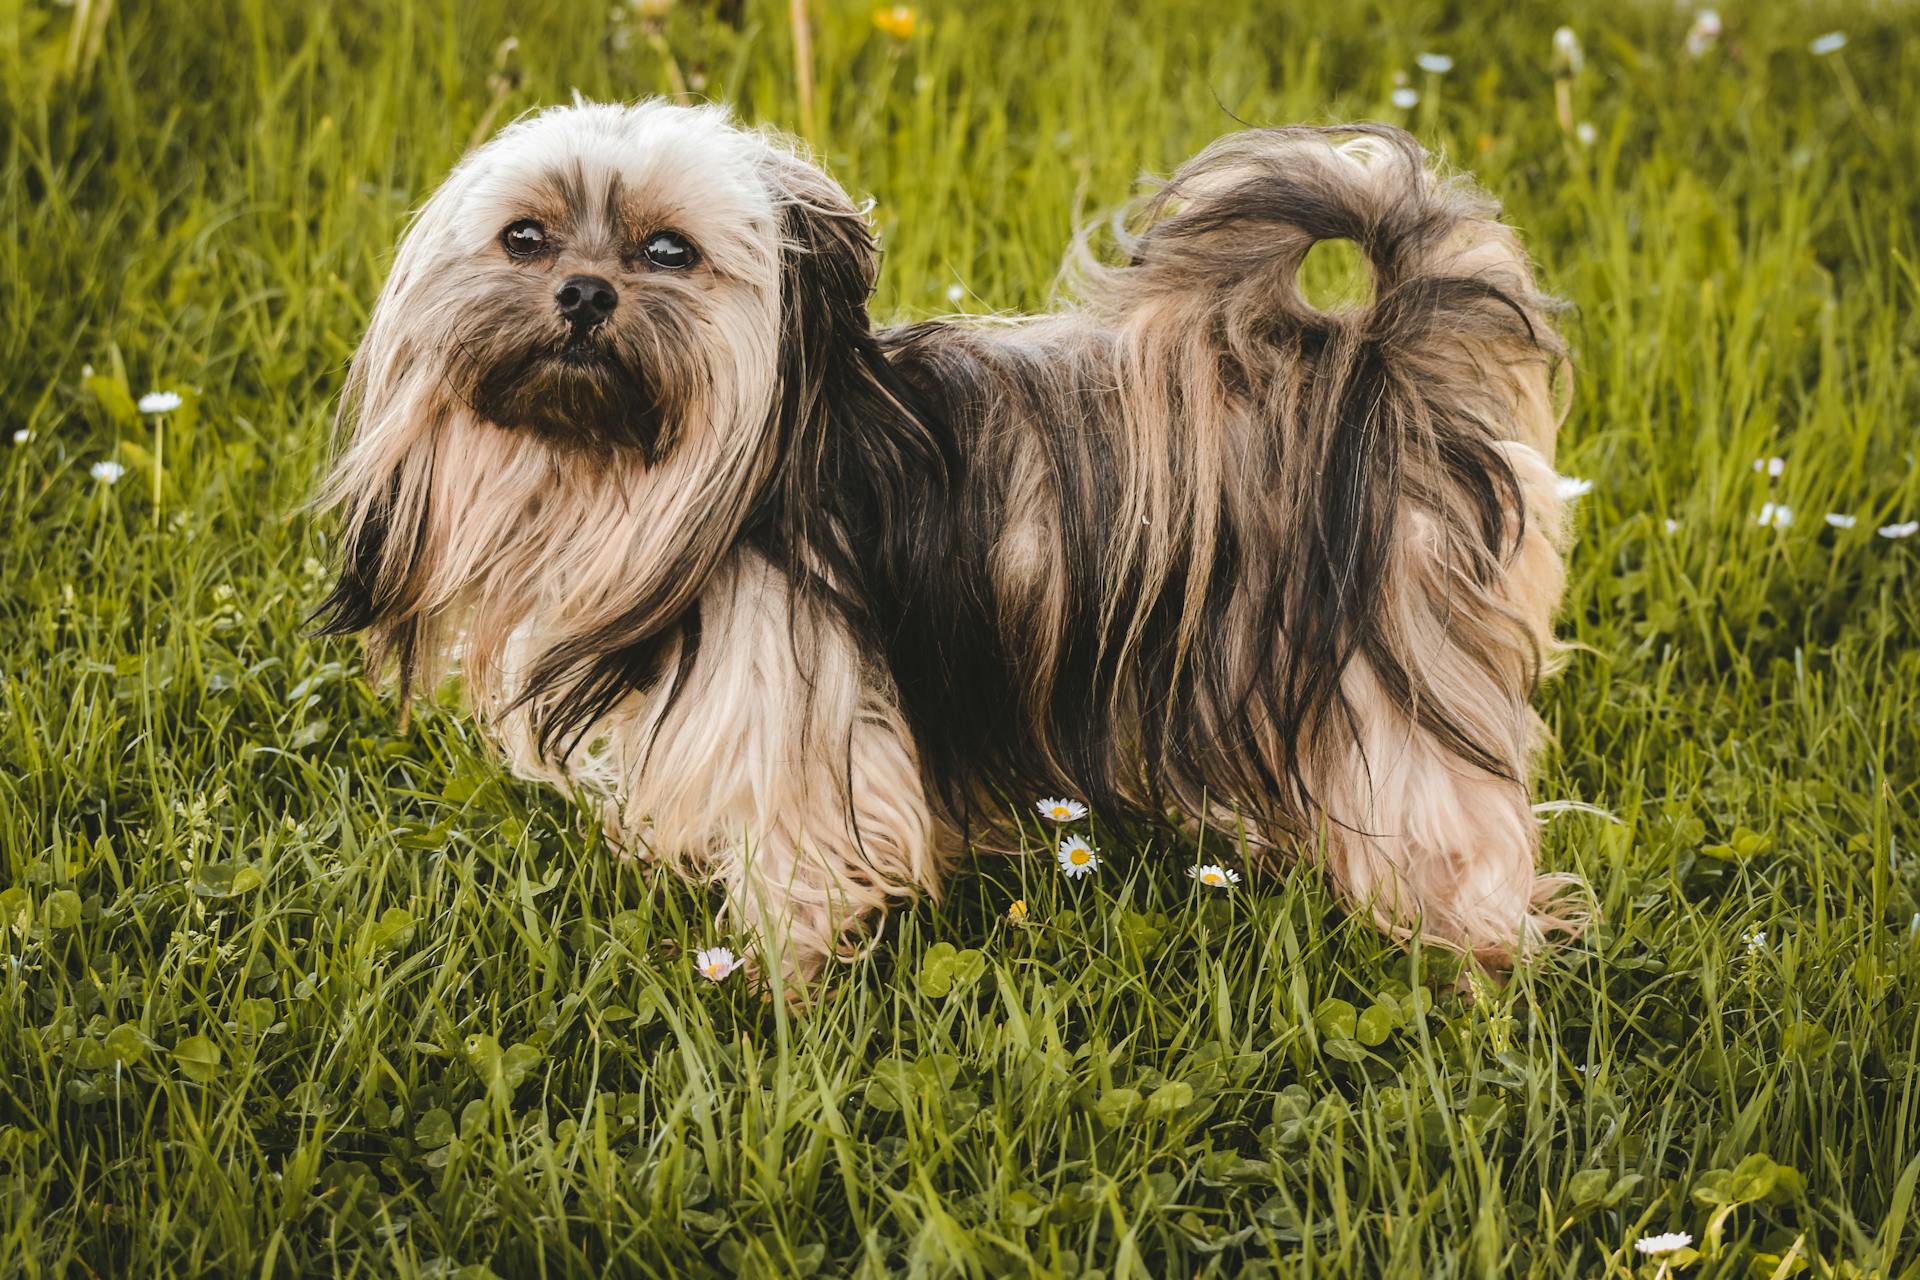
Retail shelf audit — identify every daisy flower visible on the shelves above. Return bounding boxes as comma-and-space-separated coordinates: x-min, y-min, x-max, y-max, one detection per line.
1878, 521, 1918, 540
1056, 835, 1100, 878
693, 947, 743, 983
138, 390, 183, 414
1556, 475, 1594, 500
1036, 797, 1088, 823
1664, 517, 1682, 535
1415, 52, 1454, 74
11, 429, 29, 445
1188, 863, 1241, 890
1552, 27, 1583, 73
1809, 32, 1847, 56
1825, 513, 1857, 530
1684, 10, 1721, 60
1634, 1231, 1693, 1257
90, 460, 126, 484
1390, 87, 1418, 110
1575, 122, 1597, 147
1756, 502, 1793, 529
945, 283, 965, 304
1752, 456, 1785, 477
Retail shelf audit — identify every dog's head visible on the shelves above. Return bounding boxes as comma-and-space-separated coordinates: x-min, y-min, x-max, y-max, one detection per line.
314, 101, 918, 743
349, 99, 879, 462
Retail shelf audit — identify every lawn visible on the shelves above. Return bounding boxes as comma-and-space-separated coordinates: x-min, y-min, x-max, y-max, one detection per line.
3, 1, 1919, 1276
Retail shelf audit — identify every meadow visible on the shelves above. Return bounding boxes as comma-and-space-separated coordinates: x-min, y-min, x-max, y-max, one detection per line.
3, 0, 1919, 1275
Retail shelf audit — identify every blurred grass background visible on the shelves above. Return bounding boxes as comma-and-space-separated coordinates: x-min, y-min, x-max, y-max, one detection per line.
2, 1, 1919, 1276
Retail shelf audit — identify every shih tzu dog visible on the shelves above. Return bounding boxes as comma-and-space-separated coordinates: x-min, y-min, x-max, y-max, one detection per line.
317, 100, 1585, 983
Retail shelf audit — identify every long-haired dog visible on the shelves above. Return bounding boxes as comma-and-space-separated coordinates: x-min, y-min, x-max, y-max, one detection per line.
316, 101, 1585, 983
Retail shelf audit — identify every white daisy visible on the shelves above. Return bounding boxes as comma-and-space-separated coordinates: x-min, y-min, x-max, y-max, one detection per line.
1556, 475, 1594, 500
946, 283, 965, 304
11, 429, 29, 445
1825, 513, 1857, 529
1756, 502, 1793, 528
1056, 835, 1100, 878
1809, 32, 1847, 56
1390, 87, 1418, 110
1575, 121, 1597, 147
1634, 1231, 1693, 1257
1753, 456, 1785, 477
693, 947, 743, 983
1553, 26, 1583, 73
1415, 52, 1453, 74
1664, 517, 1682, 535
1188, 863, 1241, 889
1036, 797, 1088, 823
1878, 521, 1919, 540
1684, 10, 1721, 60
137, 390, 183, 414
90, 460, 126, 484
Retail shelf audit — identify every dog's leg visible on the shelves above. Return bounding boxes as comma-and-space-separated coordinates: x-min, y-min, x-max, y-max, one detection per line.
716, 691, 938, 986
601, 554, 942, 985
1309, 382, 1582, 964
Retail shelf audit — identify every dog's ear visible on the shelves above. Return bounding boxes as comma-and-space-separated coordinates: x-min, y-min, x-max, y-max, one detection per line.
310, 451, 428, 704
752, 148, 956, 704
758, 150, 948, 537
309, 244, 451, 706
758, 153, 890, 441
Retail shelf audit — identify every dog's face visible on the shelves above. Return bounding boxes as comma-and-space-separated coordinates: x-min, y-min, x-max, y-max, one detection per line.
396, 102, 790, 462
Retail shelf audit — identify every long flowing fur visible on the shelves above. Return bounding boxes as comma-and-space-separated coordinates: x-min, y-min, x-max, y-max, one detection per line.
317, 102, 1584, 981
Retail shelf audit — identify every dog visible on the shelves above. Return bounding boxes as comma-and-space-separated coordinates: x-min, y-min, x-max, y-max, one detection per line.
316, 100, 1585, 983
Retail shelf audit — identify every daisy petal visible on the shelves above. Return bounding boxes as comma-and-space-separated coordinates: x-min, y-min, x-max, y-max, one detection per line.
1635, 1231, 1694, 1257
693, 947, 742, 983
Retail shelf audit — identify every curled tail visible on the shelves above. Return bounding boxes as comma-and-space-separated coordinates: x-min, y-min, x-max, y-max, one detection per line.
1083, 125, 1585, 959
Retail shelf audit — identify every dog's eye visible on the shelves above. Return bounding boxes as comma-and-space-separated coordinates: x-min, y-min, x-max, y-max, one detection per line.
502, 219, 548, 258
642, 230, 698, 270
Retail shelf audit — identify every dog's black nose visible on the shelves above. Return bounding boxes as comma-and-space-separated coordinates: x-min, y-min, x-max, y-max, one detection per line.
555, 275, 618, 330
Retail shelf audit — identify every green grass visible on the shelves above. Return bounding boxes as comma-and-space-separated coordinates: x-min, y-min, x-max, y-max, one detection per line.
3, 1, 1919, 1276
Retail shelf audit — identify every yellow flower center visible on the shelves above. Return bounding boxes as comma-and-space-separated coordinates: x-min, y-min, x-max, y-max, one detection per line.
1201, 870, 1222, 885
1070, 848, 1090, 865
1051, 806, 1070, 818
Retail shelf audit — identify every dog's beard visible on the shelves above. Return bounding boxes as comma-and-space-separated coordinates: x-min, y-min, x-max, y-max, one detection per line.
450, 296, 712, 464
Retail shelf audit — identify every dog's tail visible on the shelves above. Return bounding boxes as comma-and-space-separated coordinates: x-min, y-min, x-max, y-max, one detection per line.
1079, 125, 1585, 962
